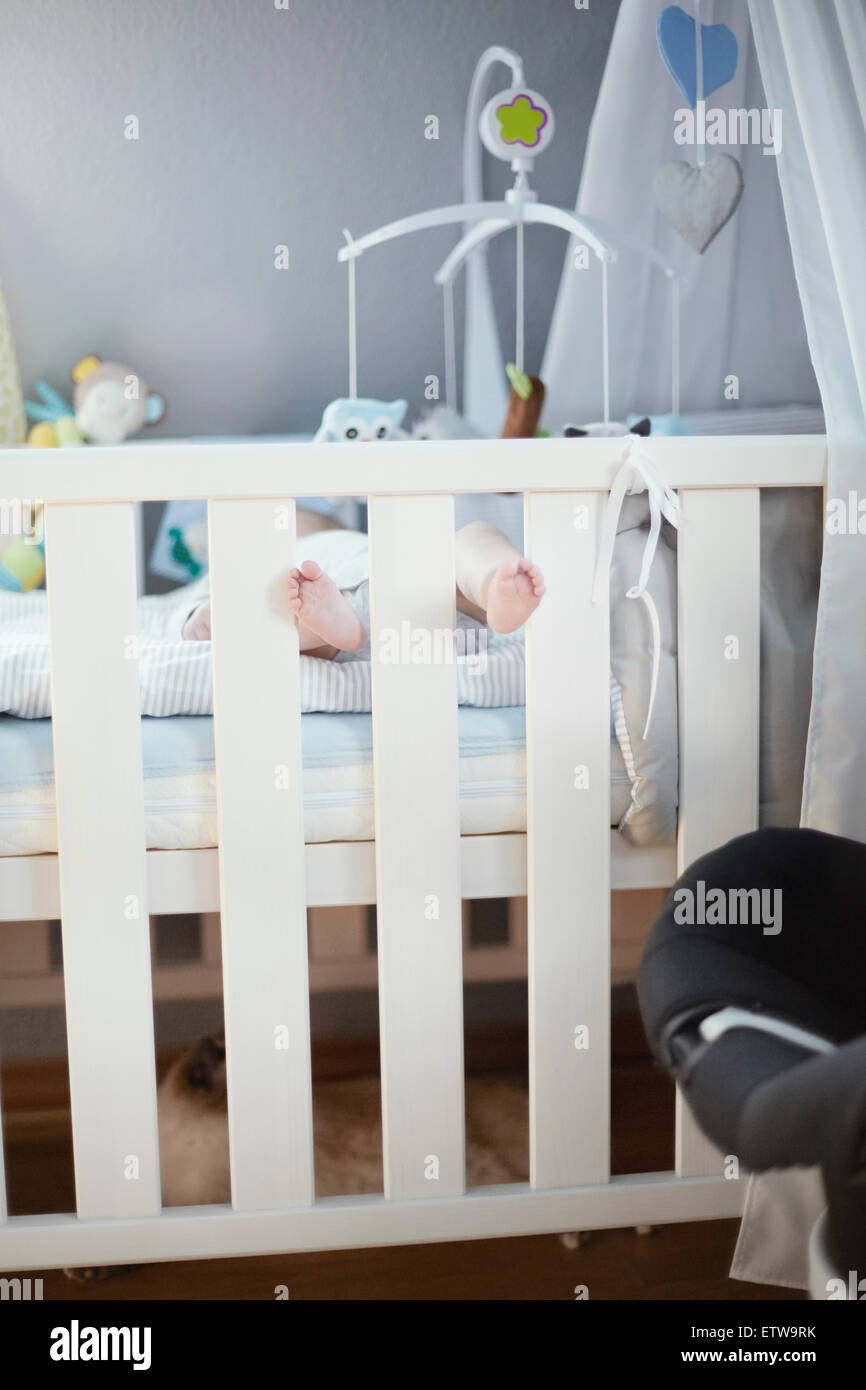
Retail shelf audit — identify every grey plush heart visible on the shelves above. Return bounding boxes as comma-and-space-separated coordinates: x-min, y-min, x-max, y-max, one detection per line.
654, 154, 744, 254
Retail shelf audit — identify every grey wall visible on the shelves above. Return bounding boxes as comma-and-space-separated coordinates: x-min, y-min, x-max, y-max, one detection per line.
0, 0, 619, 436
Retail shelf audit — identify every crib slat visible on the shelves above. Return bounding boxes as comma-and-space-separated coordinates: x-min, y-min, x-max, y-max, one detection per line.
368, 495, 465, 1200
45, 502, 160, 1220
208, 498, 313, 1210
676, 488, 761, 1177
524, 492, 611, 1189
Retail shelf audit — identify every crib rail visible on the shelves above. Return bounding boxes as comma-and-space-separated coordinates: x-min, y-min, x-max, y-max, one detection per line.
0, 434, 826, 1268
0, 432, 828, 502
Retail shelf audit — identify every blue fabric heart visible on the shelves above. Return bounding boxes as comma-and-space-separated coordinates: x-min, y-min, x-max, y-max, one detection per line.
657, 5, 738, 108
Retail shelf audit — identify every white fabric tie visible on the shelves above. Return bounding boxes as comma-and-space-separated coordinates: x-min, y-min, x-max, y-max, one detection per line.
592, 436, 680, 739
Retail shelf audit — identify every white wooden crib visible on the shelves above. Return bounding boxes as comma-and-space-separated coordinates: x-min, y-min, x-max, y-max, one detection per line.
0, 431, 825, 1272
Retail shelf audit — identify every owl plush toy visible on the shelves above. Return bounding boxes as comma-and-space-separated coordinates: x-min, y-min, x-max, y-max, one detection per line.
313, 397, 408, 443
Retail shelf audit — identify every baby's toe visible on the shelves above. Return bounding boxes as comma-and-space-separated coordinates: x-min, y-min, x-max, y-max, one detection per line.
300, 560, 322, 581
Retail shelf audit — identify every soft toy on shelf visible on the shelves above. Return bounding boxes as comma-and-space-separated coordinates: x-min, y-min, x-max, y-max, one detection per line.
563, 413, 691, 438
25, 355, 165, 446
0, 502, 44, 591
6, 356, 165, 590
24, 377, 83, 446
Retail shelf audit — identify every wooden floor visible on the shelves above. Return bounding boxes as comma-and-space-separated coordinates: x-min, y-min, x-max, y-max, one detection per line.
14, 1225, 803, 1302
1, 1005, 805, 1301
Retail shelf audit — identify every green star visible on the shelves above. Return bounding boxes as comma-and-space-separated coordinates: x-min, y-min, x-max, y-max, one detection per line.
496, 94, 547, 149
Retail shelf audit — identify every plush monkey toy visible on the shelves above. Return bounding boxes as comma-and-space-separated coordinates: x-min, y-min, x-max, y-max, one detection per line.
71, 356, 166, 444
25, 356, 165, 447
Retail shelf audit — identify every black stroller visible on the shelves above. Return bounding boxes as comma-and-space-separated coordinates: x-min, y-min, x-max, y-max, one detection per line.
638, 827, 866, 1294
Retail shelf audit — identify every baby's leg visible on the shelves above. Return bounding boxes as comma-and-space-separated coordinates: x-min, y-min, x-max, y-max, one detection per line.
181, 514, 349, 649
286, 562, 365, 654
455, 521, 545, 634
183, 564, 365, 658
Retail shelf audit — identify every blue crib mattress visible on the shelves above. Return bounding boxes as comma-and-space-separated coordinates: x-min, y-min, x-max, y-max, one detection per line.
0, 708, 631, 854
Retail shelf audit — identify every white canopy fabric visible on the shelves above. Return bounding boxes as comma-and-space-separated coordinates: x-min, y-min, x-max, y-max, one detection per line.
540, 0, 818, 429
736, 0, 866, 1293
749, 0, 866, 838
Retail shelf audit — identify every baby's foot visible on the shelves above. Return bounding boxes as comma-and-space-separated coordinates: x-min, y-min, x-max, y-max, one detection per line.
183, 600, 212, 640
484, 559, 545, 634
287, 561, 366, 651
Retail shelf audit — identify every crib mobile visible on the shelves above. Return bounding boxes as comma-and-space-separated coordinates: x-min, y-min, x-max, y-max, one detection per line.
335, 45, 685, 433
158, 43, 697, 583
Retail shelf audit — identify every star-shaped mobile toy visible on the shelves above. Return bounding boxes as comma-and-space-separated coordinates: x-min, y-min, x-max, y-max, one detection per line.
495, 93, 548, 149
